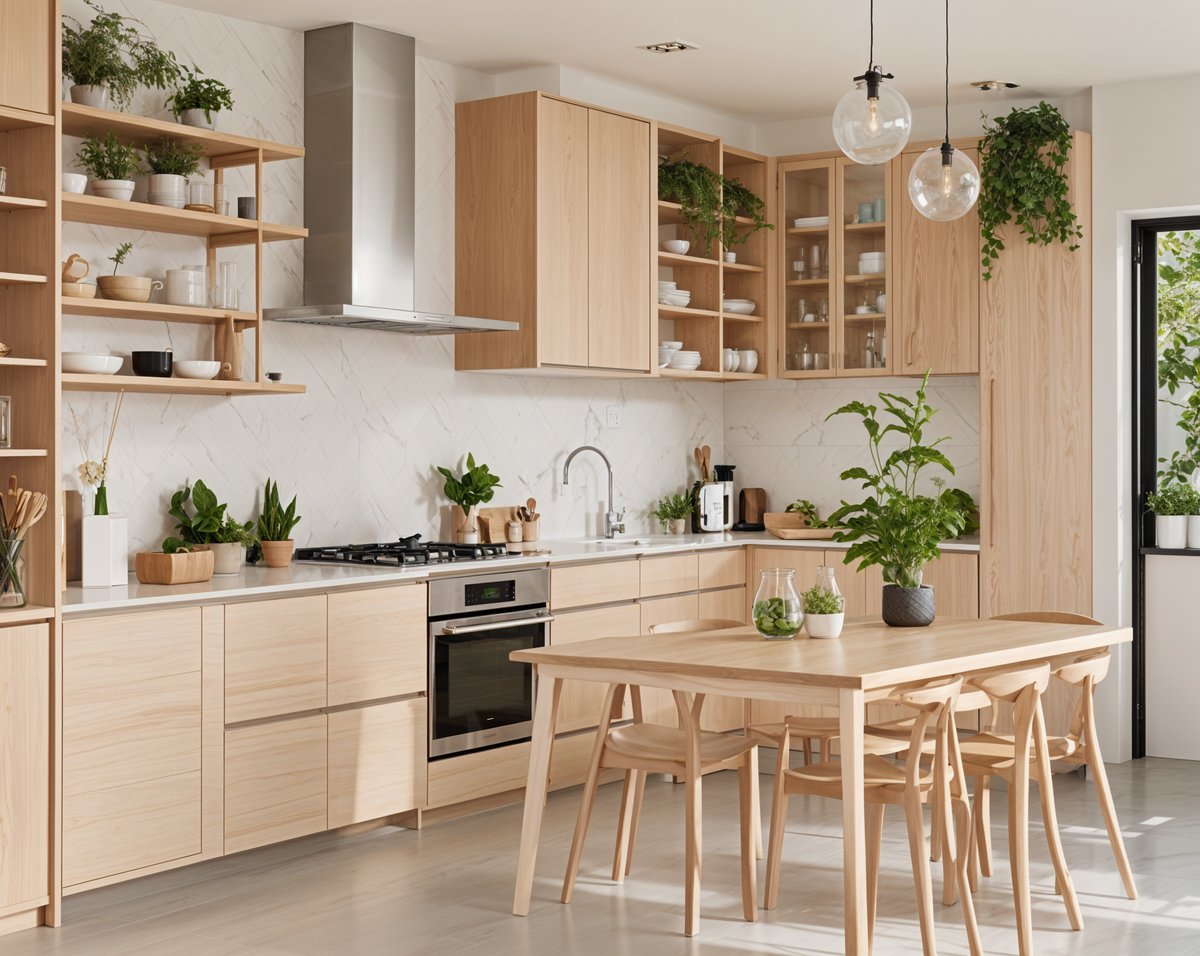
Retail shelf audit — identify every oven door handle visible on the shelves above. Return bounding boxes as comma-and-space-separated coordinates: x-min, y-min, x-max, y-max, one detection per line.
440, 614, 555, 636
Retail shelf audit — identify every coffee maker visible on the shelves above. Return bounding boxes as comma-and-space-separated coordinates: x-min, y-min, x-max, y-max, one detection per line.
697, 465, 736, 532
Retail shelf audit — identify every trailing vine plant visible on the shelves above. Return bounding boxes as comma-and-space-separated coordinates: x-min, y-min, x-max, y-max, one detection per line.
721, 177, 774, 251
658, 157, 774, 253
977, 101, 1082, 280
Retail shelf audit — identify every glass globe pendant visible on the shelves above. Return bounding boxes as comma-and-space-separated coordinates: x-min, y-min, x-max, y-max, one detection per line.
908, 140, 980, 220
833, 69, 912, 165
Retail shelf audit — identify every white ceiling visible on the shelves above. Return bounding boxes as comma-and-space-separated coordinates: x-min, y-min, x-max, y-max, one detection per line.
166, 0, 1198, 122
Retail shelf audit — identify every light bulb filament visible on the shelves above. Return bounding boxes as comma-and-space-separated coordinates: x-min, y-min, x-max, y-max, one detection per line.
866, 97, 880, 134
940, 165, 954, 195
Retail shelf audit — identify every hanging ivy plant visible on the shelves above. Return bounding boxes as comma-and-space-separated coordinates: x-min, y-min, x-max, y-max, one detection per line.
658, 157, 723, 251
978, 101, 1082, 280
721, 177, 775, 251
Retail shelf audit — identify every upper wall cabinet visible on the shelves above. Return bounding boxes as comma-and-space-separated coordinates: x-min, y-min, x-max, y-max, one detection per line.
0, 0, 53, 118
894, 139, 981, 376
455, 92, 652, 374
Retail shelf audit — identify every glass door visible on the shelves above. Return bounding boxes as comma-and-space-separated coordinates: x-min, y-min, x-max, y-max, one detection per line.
836, 158, 893, 375
780, 159, 835, 377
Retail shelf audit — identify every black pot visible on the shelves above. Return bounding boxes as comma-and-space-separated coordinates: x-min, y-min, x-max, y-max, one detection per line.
881, 584, 936, 627
131, 350, 172, 377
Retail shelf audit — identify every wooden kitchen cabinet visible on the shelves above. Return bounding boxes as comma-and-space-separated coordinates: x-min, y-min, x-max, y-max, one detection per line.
895, 140, 981, 375
225, 714, 327, 854
327, 585, 425, 707
551, 559, 639, 610
550, 603, 641, 733
640, 553, 699, 597
224, 594, 327, 723
328, 699, 425, 828
698, 548, 746, 590
455, 91, 653, 374
0, 625, 49, 910
698, 585, 747, 623
0, 0, 53, 115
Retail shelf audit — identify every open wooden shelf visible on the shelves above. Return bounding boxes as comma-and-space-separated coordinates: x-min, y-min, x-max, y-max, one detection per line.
0, 105, 54, 132
0, 356, 49, 367
61, 193, 307, 245
658, 250, 719, 268
844, 311, 886, 321
658, 367, 723, 380
0, 271, 47, 285
62, 297, 259, 328
845, 221, 887, 232
0, 604, 55, 624
0, 448, 49, 457
0, 195, 48, 211
658, 304, 720, 319
657, 200, 754, 228
60, 374, 306, 396
723, 260, 764, 274
844, 273, 887, 284
786, 278, 830, 287
721, 313, 764, 324
61, 102, 304, 167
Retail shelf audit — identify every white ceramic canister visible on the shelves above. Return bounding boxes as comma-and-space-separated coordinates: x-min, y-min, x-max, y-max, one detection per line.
165, 267, 208, 307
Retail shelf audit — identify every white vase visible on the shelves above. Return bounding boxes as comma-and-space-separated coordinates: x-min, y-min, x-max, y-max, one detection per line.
737, 349, 759, 373
804, 611, 844, 640
179, 108, 215, 130
723, 251, 737, 263
146, 173, 187, 208
70, 84, 109, 109
203, 542, 244, 574
91, 179, 136, 202
1157, 515, 1187, 549
1187, 516, 1200, 549
82, 514, 128, 588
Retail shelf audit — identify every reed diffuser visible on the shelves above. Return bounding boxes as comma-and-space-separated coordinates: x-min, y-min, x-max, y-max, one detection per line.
0, 476, 49, 608
72, 391, 124, 515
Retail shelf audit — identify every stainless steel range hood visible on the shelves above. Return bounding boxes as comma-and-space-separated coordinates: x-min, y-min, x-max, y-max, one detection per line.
264, 24, 516, 335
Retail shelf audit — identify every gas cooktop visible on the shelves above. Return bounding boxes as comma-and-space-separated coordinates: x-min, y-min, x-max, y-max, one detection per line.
294, 535, 510, 567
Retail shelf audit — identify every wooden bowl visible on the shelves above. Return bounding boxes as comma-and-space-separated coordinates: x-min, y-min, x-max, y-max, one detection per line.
135, 549, 214, 585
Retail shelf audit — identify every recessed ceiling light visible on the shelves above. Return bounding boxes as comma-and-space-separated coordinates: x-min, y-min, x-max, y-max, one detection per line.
640, 39, 700, 54
971, 80, 1020, 92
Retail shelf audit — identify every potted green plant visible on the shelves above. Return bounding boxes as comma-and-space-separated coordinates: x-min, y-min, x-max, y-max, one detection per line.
435, 453, 501, 543
658, 157, 723, 255
1146, 482, 1198, 550
827, 371, 967, 627
652, 492, 694, 535
96, 241, 160, 303
720, 176, 774, 263
61, 0, 186, 111
166, 68, 235, 130
144, 137, 204, 208
801, 585, 845, 640
77, 131, 142, 201
256, 478, 301, 567
163, 480, 256, 574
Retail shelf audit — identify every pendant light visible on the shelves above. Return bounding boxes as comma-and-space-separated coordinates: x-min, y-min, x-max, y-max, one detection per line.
907, 0, 980, 221
832, 0, 912, 165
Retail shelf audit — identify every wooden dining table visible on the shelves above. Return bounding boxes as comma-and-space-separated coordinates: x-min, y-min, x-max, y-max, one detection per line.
509, 615, 1131, 955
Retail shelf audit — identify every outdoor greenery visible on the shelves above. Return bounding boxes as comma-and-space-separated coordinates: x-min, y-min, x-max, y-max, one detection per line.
62, 0, 186, 110
166, 68, 235, 122
652, 492, 694, 531
77, 131, 142, 181
108, 241, 133, 275
257, 479, 301, 541
435, 453, 501, 510
145, 137, 204, 177
1155, 231, 1200, 486
978, 101, 1082, 281
1146, 482, 1200, 517
827, 371, 967, 589
801, 585, 844, 616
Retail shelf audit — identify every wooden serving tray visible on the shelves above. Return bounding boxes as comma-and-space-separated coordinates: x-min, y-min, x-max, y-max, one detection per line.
135, 549, 214, 585
763, 511, 838, 540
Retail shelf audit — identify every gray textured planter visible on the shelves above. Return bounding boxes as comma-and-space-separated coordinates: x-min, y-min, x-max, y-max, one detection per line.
881, 584, 935, 627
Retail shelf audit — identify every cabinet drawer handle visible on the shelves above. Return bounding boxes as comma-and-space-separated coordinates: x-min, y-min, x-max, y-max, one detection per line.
988, 377, 997, 542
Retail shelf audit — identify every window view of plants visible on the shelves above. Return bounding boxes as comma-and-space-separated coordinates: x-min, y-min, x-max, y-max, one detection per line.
1155, 231, 1200, 487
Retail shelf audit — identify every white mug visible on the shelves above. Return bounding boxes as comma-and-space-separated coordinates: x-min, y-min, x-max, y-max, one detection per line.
737, 349, 759, 373
721, 348, 740, 372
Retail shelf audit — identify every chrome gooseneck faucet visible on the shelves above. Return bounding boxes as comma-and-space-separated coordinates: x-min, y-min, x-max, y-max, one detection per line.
562, 445, 625, 539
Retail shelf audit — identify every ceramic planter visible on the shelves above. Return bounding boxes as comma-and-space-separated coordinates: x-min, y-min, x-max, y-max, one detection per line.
91, 178, 136, 201
147, 172, 187, 208
202, 542, 244, 574
668, 518, 688, 535
1158, 515, 1187, 549
1188, 516, 1200, 549
723, 251, 737, 263
804, 611, 844, 639
260, 539, 294, 568
453, 504, 479, 544
70, 84, 109, 109
881, 584, 936, 627
179, 108, 215, 130
96, 275, 162, 303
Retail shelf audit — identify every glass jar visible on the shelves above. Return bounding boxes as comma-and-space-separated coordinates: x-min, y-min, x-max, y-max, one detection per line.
0, 537, 26, 608
814, 565, 842, 597
753, 568, 803, 640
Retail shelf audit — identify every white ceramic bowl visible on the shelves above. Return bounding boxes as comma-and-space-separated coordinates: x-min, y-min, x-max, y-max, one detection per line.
173, 360, 222, 380
723, 300, 757, 315
660, 340, 683, 350
661, 239, 691, 255
859, 263, 886, 275
62, 352, 121, 375
62, 173, 87, 194
657, 280, 677, 290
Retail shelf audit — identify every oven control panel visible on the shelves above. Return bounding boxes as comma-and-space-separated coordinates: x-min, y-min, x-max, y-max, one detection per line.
464, 579, 517, 607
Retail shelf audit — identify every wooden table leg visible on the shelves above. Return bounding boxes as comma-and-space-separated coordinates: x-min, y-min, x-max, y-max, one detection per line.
840, 687, 868, 956
513, 670, 562, 916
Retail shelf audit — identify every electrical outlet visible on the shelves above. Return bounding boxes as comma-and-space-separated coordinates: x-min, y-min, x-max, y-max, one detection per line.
606, 406, 623, 428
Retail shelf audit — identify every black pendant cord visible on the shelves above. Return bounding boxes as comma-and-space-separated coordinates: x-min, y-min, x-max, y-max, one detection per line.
868, 0, 875, 72
940, 0, 953, 164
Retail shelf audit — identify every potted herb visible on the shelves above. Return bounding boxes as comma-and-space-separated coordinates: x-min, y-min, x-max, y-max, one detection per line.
435, 453, 501, 544
77, 131, 142, 201
166, 68, 235, 130
96, 242, 161, 303
61, 0, 186, 111
1146, 482, 1198, 550
144, 137, 204, 208
801, 585, 845, 640
720, 176, 774, 263
164, 479, 256, 574
827, 371, 966, 627
652, 492, 694, 535
256, 478, 301, 567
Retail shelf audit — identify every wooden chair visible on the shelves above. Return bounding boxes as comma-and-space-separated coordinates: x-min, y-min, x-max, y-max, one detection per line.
562, 625, 758, 937
764, 676, 983, 956
957, 662, 1083, 956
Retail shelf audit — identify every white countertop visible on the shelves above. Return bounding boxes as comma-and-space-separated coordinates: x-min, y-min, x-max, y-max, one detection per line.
62, 532, 979, 615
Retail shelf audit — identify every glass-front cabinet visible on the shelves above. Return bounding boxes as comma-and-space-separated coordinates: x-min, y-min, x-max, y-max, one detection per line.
837, 158, 893, 375
780, 159, 834, 377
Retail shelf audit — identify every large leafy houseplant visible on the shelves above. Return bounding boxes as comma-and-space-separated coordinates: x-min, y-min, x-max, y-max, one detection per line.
827, 372, 966, 616
436, 453, 501, 542
978, 101, 1083, 281
164, 479, 226, 549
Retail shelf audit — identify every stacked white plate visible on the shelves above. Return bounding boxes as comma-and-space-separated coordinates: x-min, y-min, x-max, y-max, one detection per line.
793, 216, 829, 228
858, 251, 886, 275
658, 340, 682, 367
668, 350, 701, 371
723, 298, 756, 315
659, 288, 692, 308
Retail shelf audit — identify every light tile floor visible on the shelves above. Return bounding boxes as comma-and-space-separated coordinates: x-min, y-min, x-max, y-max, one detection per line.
8, 758, 1200, 955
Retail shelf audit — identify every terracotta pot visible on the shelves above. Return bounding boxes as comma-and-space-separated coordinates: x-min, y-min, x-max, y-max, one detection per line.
260, 539, 294, 568
96, 275, 162, 303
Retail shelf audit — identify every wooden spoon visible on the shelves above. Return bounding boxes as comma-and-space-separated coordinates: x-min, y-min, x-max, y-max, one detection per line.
701, 445, 712, 482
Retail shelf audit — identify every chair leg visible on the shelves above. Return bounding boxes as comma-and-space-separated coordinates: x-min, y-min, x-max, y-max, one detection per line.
866, 802, 885, 947
683, 768, 702, 936
611, 770, 638, 883
1034, 724, 1083, 931
939, 765, 957, 906
1085, 746, 1138, 899
623, 770, 647, 877
738, 754, 759, 922
561, 745, 607, 903
903, 791, 938, 956
972, 775, 993, 879
820, 736, 830, 763
749, 744, 764, 860
1008, 768, 1033, 956
801, 737, 812, 766
764, 735, 792, 910
952, 793, 984, 956
930, 760, 943, 864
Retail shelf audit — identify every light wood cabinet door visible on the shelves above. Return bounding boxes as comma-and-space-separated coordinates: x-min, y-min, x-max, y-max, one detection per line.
328, 699, 426, 828
225, 715, 327, 854
698, 549, 746, 590
550, 603, 641, 733
551, 559, 639, 610
697, 586, 747, 623
980, 132, 1092, 619
427, 741, 531, 809
746, 547, 826, 617
0, 0, 52, 115
640, 553, 699, 598
225, 595, 327, 723
897, 144, 980, 375
639, 594, 700, 724
0, 624, 48, 908
587, 108, 651, 371
854, 553, 978, 619
328, 585, 426, 707
537, 96, 590, 366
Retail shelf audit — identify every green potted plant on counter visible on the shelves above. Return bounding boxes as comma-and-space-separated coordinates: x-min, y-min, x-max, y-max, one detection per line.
435, 453, 501, 544
652, 492, 693, 535
144, 137, 204, 208
166, 67, 235, 129
827, 371, 966, 627
1146, 482, 1198, 550
257, 478, 301, 567
164, 478, 256, 574
801, 585, 844, 640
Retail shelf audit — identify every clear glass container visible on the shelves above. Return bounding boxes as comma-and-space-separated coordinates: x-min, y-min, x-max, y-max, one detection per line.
0, 537, 26, 608
753, 568, 803, 640
814, 565, 842, 597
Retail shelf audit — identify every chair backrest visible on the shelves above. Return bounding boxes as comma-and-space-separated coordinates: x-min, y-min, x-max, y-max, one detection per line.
648, 618, 743, 635
1054, 651, 1111, 747
1054, 651, 1111, 687
888, 676, 963, 790
992, 611, 1101, 626
967, 662, 1051, 704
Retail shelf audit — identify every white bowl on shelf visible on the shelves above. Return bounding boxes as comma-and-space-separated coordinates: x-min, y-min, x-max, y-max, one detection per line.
660, 341, 683, 350
722, 299, 757, 315
62, 352, 121, 375
658, 279, 677, 290
62, 173, 87, 194
661, 239, 691, 255
174, 360, 222, 380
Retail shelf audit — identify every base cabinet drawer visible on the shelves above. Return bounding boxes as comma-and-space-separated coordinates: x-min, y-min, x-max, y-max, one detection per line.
225, 595, 327, 724
698, 549, 745, 590
328, 586, 426, 707
225, 715, 327, 854
552, 560, 639, 610
427, 741, 531, 808
640, 553, 699, 597
328, 699, 426, 828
